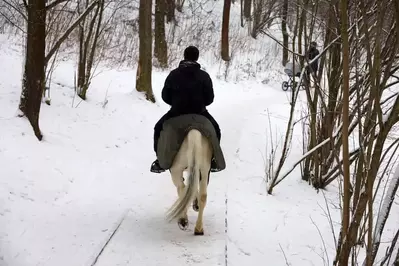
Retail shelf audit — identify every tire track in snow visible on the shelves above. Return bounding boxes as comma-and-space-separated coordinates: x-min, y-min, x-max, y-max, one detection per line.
89, 209, 129, 266
212, 97, 272, 266
224, 192, 228, 266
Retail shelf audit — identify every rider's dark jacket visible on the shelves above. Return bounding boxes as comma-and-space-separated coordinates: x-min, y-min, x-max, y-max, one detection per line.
162, 60, 214, 115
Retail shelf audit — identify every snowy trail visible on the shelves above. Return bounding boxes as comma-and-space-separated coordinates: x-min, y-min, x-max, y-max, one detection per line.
1, 71, 332, 266
0, 43, 288, 265
91, 96, 271, 266
2, 37, 341, 265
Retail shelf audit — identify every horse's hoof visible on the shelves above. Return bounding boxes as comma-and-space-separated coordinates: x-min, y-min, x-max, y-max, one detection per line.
193, 198, 199, 212
194, 229, 204, 236
178, 218, 189, 230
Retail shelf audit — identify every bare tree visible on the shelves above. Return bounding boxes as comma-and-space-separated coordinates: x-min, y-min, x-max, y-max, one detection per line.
18, 0, 100, 139
281, 0, 288, 66
18, 0, 46, 140
136, 0, 155, 102
243, 0, 251, 20
221, 0, 231, 61
154, 0, 168, 68
76, 0, 105, 100
0, 0, 27, 33
263, 0, 399, 263
251, 0, 279, 39
337, 0, 351, 263
44, 0, 76, 105
165, 0, 175, 23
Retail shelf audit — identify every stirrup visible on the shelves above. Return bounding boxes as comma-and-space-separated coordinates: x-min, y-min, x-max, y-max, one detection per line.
150, 161, 165, 173
210, 167, 221, 173
151, 168, 165, 173
210, 159, 221, 173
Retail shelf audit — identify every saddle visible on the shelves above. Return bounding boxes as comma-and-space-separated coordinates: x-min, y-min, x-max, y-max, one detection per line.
156, 114, 226, 171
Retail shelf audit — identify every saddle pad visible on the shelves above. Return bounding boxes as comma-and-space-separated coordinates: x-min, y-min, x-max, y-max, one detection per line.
157, 114, 226, 171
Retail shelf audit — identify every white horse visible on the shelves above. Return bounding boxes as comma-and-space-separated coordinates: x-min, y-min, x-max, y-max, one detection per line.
166, 129, 213, 235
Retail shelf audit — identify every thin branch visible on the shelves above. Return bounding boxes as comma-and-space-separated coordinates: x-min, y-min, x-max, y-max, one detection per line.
46, 0, 69, 10
278, 243, 291, 266
44, 0, 99, 65
2, 0, 27, 21
0, 10, 25, 33
310, 215, 330, 266
274, 123, 343, 185
321, 190, 338, 249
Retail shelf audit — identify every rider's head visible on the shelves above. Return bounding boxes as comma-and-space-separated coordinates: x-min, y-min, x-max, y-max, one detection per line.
184, 46, 199, 62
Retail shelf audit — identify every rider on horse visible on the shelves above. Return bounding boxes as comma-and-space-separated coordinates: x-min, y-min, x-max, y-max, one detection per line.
150, 46, 221, 173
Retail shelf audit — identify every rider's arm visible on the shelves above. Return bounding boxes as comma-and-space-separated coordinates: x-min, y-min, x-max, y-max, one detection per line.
161, 73, 173, 105
203, 72, 214, 106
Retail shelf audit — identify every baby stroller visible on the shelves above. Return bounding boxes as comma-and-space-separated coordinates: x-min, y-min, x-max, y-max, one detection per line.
281, 62, 305, 91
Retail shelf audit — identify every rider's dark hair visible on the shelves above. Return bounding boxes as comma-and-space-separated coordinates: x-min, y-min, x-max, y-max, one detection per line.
184, 46, 199, 61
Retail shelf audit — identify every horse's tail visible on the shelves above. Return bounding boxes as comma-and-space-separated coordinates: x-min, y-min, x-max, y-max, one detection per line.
166, 129, 201, 221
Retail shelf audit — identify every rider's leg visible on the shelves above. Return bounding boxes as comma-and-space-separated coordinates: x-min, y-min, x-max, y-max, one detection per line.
200, 111, 222, 172
151, 111, 174, 173
201, 111, 221, 142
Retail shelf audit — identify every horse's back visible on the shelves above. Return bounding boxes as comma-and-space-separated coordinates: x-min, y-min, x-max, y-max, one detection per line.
186, 128, 202, 143
157, 114, 225, 171
171, 129, 212, 171
186, 129, 213, 157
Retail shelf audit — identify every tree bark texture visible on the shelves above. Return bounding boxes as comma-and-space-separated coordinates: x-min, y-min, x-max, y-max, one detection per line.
77, 0, 104, 100
337, 0, 351, 264
155, 0, 168, 68
19, 0, 46, 141
136, 0, 155, 102
281, 0, 288, 66
221, 0, 231, 61
243, 0, 251, 20
165, 0, 175, 23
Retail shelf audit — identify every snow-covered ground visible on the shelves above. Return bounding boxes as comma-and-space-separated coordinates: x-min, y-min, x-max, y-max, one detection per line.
0, 35, 398, 265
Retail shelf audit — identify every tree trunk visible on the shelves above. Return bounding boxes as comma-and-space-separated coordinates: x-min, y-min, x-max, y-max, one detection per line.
85, 0, 104, 88
155, 0, 168, 68
281, 0, 288, 66
165, 0, 175, 23
77, 0, 87, 94
221, 0, 231, 61
297, 0, 308, 65
78, 0, 104, 100
19, 0, 46, 141
136, 0, 155, 102
243, 0, 251, 20
338, 0, 351, 263
240, 0, 244, 27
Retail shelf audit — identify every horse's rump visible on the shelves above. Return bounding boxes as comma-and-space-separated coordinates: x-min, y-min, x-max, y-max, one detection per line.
157, 114, 226, 171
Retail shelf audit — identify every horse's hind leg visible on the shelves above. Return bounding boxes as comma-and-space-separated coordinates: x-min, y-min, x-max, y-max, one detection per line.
170, 168, 189, 230
194, 169, 209, 235
193, 166, 212, 212
192, 191, 199, 212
